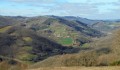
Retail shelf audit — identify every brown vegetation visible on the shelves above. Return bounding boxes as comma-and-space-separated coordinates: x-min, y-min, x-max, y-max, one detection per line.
0, 59, 28, 70
28, 66, 120, 70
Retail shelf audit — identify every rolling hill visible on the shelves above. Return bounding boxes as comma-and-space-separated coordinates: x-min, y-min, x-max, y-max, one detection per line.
2, 15, 119, 70
0, 24, 79, 70
63, 16, 97, 25
24, 16, 103, 46
62, 16, 120, 34
92, 21, 120, 34
0, 16, 25, 27
0, 16, 103, 46
29, 29, 120, 69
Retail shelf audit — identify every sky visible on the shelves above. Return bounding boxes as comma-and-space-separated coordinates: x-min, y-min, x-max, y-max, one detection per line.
0, 0, 120, 20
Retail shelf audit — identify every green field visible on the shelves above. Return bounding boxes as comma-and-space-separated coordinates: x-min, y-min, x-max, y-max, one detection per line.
58, 38, 73, 45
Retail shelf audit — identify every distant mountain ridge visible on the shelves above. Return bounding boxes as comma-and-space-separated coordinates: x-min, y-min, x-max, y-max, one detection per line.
1, 15, 120, 70
62, 16, 97, 25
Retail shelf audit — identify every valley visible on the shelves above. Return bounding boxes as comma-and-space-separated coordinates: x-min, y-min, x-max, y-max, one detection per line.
1, 0, 120, 70
0, 15, 120, 70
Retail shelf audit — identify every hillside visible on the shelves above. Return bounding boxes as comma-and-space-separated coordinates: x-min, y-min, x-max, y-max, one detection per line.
2, 15, 120, 70
0, 16, 25, 27
30, 29, 120, 68
24, 16, 103, 46
0, 25, 79, 63
0, 56, 28, 70
1, 0, 120, 70
0, 19, 83, 70
0, 16, 104, 63
62, 16, 120, 34
91, 21, 120, 34
0, 16, 103, 46
63, 16, 97, 25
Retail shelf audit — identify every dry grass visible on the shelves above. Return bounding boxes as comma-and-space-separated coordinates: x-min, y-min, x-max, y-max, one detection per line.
30, 52, 99, 68
0, 61, 28, 70
28, 66, 120, 70
0, 26, 12, 33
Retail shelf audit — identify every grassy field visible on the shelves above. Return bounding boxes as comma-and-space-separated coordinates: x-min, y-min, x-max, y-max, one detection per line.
28, 66, 120, 70
58, 38, 73, 45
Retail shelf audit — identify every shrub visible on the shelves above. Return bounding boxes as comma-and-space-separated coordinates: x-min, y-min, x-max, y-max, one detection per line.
110, 60, 120, 66
0, 57, 3, 62
8, 60, 17, 65
64, 51, 98, 66
19, 53, 37, 61
96, 53, 120, 66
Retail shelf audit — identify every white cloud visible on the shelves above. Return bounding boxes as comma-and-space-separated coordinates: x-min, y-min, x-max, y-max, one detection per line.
6, 0, 57, 4
1, 0, 120, 19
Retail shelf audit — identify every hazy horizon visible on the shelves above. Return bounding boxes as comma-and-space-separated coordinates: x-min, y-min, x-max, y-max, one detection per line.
0, 0, 120, 20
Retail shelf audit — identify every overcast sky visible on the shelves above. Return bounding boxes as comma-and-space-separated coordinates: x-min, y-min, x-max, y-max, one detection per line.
0, 0, 120, 19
